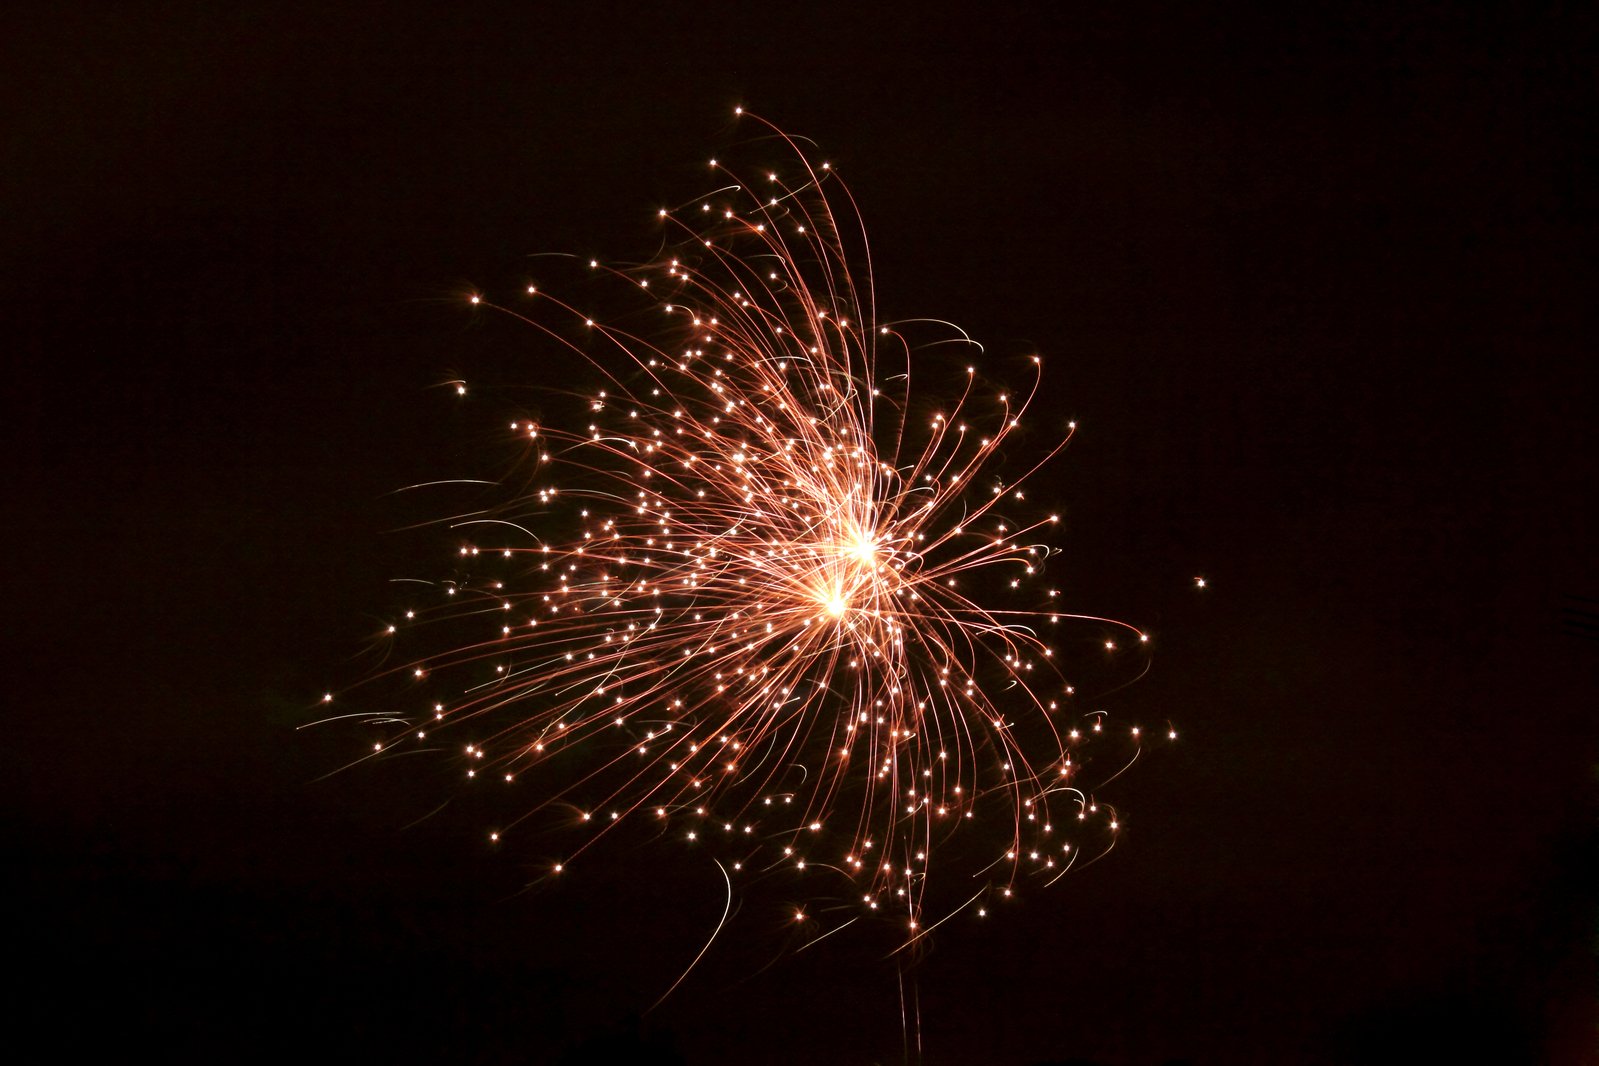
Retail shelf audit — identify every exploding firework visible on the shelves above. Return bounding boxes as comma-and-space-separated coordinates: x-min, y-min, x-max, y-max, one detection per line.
319, 111, 1167, 948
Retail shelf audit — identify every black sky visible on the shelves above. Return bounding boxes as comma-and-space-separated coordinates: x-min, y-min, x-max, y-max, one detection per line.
5, 3, 1595, 1063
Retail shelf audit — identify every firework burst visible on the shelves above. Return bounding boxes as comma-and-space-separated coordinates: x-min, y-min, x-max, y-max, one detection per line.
320, 111, 1166, 949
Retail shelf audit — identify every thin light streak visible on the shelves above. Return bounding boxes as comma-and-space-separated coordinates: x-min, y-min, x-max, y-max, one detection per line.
650, 858, 733, 1010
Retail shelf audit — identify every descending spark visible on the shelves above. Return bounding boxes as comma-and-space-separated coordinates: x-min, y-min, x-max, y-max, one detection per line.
327, 110, 1166, 944
651, 858, 734, 1011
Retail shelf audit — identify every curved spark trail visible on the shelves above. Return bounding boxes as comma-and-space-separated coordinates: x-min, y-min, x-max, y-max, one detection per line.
325, 110, 1169, 945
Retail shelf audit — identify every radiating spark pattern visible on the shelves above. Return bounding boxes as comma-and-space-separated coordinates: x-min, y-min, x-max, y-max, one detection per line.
324, 111, 1164, 944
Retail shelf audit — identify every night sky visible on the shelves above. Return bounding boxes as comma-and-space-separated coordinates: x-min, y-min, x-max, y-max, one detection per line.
6, 4, 1594, 1063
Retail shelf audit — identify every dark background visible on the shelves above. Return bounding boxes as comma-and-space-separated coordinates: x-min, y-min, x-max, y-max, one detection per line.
5, 3, 1593, 1063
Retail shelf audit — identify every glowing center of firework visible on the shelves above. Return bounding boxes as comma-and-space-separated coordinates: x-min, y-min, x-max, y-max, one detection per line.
811, 525, 890, 620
